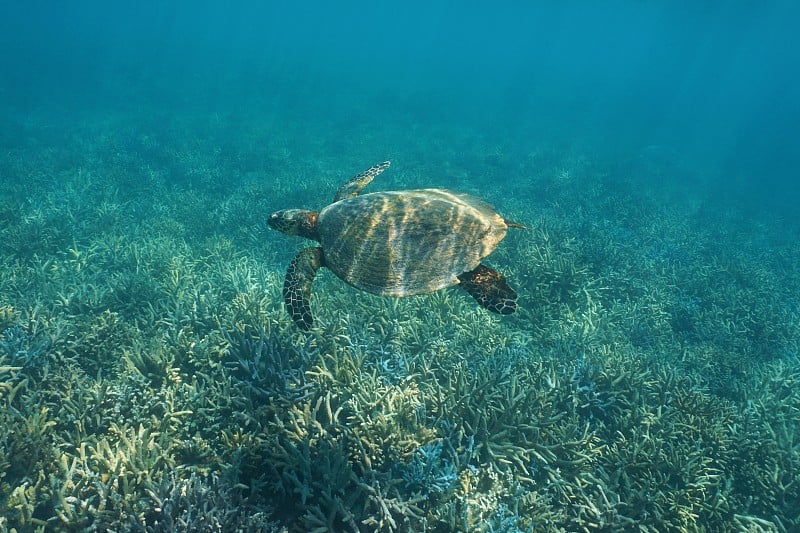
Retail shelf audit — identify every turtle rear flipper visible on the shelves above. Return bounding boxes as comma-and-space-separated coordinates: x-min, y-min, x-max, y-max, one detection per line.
457, 264, 517, 315
284, 247, 324, 329
333, 161, 391, 202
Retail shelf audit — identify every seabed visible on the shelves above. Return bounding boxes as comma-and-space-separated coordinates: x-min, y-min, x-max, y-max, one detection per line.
1, 105, 798, 532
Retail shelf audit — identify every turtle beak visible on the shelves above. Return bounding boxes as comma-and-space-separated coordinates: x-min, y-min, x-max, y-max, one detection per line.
267, 212, 280, 230
268, 210, 301, 235
268, 209, 318, 239
268, 211, 292, 234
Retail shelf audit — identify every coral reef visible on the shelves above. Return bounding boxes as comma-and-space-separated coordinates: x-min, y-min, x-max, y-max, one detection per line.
0, 105, 798, 532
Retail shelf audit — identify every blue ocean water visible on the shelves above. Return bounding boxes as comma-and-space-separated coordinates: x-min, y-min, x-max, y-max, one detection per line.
2, 1, 798, 209
1, 2, 799, 531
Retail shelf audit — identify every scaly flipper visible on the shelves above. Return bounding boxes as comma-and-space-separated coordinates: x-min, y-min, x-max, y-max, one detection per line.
457, 264, 517, 315
283, 247, 324, 330
333, 161, 391, 202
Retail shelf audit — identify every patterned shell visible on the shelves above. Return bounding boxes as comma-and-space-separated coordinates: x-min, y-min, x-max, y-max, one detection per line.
317, 189, 508, 297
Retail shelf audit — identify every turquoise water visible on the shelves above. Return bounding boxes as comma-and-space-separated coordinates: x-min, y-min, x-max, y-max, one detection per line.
1, 2, 799, 531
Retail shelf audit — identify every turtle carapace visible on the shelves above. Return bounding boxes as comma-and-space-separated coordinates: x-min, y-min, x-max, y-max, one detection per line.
268, 161, 524, 329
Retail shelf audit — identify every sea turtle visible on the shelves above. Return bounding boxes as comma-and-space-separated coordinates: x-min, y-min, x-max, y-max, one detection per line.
268, 161, 525, 329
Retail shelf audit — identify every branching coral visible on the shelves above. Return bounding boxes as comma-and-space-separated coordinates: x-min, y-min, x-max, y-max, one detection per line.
1, 106, 799, 532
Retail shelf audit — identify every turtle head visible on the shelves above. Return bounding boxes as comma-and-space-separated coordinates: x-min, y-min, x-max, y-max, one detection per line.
268, 209, 320, 241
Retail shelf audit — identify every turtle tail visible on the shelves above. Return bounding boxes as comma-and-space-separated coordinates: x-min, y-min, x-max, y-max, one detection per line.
504, 218, 529, 230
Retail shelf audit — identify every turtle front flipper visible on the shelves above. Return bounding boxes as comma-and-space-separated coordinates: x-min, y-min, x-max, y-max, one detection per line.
333, 161, 391, 202
457, 264, 517, 315
283, 247, 324, 329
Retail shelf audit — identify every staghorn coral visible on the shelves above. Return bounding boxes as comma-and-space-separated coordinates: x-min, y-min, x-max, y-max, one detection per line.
1, 105, 800, 532
136, 471, 281, 532
223, 325, 316, 403
0, 324, 50, 374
